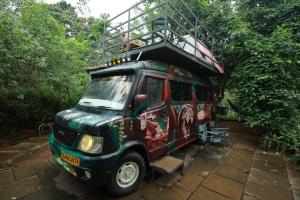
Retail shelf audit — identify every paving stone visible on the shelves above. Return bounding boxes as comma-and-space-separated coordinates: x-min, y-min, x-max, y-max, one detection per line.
249, 168, 290, 190
26, 136, 49, 143
38, 168, 61, 187
22, 186, 79, 200
228, 135, 238, 146
186, 156, 217, 177
118, 185, 149, 200
215, 147, 231, 156
55, 177, 98, 197
212, 164, 248, 183
76, 189, 113, 200
242, 194, 258, 200
29, 147, 52, 160
48, 156, 58, 168
201, 173, 244, 200
231, 129, 258, 138
195, 146, 227, 160
180, 144, 200, 159
8, 142, 36, 151
233, 140, 257, 151
252, 153, 287, 177
291, 185, 300, 200
0, 152, 19, 162
286, 161, 299, 171
13, 159, 54, 180
140, 184, 191, 200
220, 156, 252, 172
0, 170, 14, 186
156, 172, 181, 187
287, 169, 300, 187
244, 178, 293, 200
225, 148, 254, 160
175, 171, 203, 192
120, 191, 144, 200
189, 186, 230, 200
0, 175, 43, 200
229, 133, 257, 148
53, 170, 78, 183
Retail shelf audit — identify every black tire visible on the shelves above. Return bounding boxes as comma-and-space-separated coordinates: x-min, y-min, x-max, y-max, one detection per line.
106, 151, 145, 197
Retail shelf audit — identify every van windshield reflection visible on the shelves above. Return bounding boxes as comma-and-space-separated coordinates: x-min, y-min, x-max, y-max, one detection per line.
78, 74, 135, 110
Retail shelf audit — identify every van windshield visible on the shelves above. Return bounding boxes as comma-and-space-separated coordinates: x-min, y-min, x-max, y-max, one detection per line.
78, 74, 135, 110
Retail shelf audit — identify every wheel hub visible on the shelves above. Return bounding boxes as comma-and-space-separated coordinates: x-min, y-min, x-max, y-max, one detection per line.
116, 162, 139, 188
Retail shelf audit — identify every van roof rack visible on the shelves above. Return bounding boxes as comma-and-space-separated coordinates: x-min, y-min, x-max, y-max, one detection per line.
101, 0, 224, 75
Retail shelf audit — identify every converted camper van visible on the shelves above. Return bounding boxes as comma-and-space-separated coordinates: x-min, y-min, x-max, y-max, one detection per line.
49, 0, 224, 196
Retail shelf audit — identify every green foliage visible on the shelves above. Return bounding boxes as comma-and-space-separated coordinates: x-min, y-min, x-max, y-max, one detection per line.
187, 0, 300, 159
217, 91, 240, 121
233, 27, 299, 131
262, 113, 300, 166
217, 111, 239, 121
228, 0, 300, 157
0, 0, 107, 133
237, 0, 300, 40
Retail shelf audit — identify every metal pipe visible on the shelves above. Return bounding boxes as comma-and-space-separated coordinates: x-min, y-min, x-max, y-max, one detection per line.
106, 0, 145, 23
195, 19, 197, 57
126, 8, 131, 58
108, 14, 165, 41
105, 27, 165, 51
106, 2, 165, 32
164, 0, 168, 42
167, 2, 195, 29
102, 22, 106, 62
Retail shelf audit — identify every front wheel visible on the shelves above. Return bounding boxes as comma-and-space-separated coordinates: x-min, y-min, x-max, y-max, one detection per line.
106, 151, 145, 197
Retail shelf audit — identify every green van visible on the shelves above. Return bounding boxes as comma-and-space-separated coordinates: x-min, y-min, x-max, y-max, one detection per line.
49, 60, 217, 195
49, 0, 224, 196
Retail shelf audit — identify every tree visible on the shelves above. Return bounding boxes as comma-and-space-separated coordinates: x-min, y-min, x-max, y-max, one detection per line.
0, 0, 92, 134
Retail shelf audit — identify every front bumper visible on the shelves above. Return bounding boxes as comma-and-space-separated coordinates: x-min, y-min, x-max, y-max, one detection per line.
49, 134, 120, 185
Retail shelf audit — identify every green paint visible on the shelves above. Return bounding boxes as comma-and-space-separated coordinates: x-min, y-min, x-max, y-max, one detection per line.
108, 120, 126, 152
192, 85, 196, 93
132, 101, 147, 118
157, 114, 166, 130
68, 121, 85, 132
68, 115, 107, 132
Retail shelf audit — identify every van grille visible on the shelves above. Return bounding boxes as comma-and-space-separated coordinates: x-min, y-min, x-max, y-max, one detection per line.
53, 123, 78, 147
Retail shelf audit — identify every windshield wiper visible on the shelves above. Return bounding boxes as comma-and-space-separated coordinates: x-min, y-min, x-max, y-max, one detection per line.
93, 105, 115, 110
78, 101, 92, 105
78, 102, 117, 110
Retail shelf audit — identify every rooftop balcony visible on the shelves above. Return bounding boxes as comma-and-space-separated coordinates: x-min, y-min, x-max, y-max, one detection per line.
101, 0, 224, 75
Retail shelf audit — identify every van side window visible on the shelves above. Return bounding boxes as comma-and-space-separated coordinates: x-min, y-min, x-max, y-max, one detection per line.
171, 81, 192, 101
196, 86, 209, 102
171, 81, 182, 101
140, 76, 163, 107
182, 83, 192, 101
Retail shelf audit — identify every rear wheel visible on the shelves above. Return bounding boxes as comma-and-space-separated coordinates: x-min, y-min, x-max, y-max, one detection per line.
106, 151, 145, 197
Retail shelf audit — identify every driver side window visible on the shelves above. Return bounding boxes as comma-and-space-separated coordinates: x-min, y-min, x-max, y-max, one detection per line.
140, 76, 163, 108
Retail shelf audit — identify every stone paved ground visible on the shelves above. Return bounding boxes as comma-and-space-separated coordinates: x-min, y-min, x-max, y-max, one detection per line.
0, 122, 299, 200
0, 136, 48, 168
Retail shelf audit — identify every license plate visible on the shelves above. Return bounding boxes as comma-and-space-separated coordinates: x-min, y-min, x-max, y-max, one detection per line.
61, 152, 80, 166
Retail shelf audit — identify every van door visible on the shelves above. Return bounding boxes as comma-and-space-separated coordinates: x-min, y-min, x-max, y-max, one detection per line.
136, 74, 169, 160
170, 80, 196, 149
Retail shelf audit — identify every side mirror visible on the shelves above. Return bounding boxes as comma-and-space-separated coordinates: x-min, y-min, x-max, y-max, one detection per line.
133, 94, 147, 114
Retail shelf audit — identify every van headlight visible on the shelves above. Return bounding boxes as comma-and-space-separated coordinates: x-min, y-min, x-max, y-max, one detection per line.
78, 134, 104, 154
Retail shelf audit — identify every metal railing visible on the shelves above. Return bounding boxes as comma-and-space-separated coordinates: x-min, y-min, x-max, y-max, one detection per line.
101, 0, 223, 68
